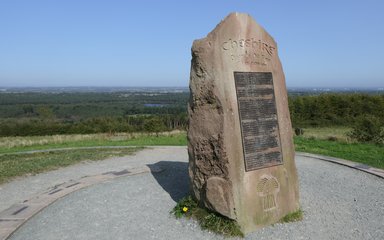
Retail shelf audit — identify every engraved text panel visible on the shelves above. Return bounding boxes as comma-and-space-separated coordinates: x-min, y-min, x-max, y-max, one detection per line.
234, 72, 283, 171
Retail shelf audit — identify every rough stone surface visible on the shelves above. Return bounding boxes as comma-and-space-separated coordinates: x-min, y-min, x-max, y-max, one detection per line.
188, 12, 300, 233
205, 176, 234, 218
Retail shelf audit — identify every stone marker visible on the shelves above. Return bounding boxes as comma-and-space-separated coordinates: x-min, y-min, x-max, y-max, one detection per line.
188, 12, 300, 233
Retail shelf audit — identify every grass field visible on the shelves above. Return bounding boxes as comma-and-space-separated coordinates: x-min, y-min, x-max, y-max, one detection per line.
0, 147, 141, 184
295, 127, 383, 169
0, 128, 383, 184
0, 131, 185, 183
0, 131, 187, 154
294, 137, 383, 169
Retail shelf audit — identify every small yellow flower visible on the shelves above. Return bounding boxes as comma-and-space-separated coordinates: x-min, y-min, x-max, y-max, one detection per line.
182, 207, 188, 212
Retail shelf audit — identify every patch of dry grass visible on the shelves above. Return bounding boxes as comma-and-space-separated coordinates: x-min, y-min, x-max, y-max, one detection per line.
0, 130, 184, 149
299, 127, 353, 142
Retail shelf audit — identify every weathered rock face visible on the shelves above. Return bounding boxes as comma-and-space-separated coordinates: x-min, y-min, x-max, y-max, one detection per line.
188, 13, 300, 233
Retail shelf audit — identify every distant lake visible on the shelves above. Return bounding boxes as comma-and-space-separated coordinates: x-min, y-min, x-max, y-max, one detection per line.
144, 103, 168, 107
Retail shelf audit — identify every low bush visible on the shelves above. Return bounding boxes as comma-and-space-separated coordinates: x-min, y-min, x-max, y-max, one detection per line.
348, 115, 384, 144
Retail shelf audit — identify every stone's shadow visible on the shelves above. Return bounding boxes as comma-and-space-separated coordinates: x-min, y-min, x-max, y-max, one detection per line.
147, 161, 190, 202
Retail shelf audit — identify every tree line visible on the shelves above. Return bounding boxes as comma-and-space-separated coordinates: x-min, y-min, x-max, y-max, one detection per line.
1, 92, 383, 141
0, 91, 189, 136
0, 114, 187, 136
289, 94, 384, 127
289, 93, 384, 144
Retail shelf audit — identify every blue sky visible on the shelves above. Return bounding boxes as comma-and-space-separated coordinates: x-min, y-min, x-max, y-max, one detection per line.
0, 0, 383, 87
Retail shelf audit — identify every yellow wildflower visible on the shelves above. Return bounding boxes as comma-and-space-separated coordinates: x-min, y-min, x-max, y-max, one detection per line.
182, 207, 188, 212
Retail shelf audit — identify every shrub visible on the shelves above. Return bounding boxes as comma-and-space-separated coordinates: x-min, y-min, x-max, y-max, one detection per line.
348, 115, 384, 144
373, 127, 384, 145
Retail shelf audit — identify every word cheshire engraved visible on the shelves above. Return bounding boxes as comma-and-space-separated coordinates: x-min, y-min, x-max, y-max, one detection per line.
222, 38, 275, 66
234, 72, 283, 171
222, 38, 276, 56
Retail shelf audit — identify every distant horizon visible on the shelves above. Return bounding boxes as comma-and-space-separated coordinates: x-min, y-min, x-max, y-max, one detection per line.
1, 86, 383, 90
1, 82, 384, 88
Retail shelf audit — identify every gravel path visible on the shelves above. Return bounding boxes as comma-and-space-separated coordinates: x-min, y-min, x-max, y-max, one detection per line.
4, 147, 384, 240
0, 146, 181, 213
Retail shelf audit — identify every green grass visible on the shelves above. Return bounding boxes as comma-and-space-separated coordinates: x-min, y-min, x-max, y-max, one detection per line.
1, 127, 383, 185
279, 209, 303, 223
0, 131, 187, 154
294, 136, 384, 169
0, 147, 141, 184
0, 131, 186, 184
172, 196, 244, 238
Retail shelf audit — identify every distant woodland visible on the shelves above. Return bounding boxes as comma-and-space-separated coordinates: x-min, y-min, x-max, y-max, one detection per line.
289, 94, 384, 127
0, 91, 383, 141
0, 92, 188, 136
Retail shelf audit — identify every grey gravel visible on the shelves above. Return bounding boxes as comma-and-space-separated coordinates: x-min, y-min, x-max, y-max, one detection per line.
5, 148, 384, 240
0, 146, 183, 212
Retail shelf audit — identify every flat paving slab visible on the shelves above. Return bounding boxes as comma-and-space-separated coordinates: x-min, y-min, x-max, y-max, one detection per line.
2, 148, 384, 240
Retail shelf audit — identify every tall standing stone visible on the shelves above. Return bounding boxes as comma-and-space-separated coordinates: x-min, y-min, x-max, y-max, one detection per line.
188, 13, 300, 233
